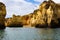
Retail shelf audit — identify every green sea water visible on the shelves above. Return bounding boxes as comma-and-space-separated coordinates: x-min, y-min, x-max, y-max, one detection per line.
0, 27, 60, 40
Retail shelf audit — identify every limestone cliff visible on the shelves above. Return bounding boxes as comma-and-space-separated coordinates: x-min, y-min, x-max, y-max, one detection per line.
5, 0, 60, 28
5, 15, 23, 27
0, 2, 6, 29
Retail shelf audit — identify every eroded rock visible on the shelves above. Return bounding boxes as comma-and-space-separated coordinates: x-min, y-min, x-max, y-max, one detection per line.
0, 2, 6, 29
5, 0, 60, 28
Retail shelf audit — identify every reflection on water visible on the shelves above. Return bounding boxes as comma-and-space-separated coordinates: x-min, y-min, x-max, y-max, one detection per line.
0, 30, 5, 40
0, 27, 60, 40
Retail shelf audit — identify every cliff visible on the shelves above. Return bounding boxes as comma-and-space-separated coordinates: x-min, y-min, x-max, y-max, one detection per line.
0, 2, 6, 29
5, 0, 60, 28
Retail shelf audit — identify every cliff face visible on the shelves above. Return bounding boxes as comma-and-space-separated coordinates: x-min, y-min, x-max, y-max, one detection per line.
0, 2, 6, 28
55, 4, 60, 18
5, 15, 23, 27
5, 0, 60, 27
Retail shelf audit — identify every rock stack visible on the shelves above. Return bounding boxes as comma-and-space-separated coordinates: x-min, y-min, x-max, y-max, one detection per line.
35, 0, 60, 28
0, 2, 6, 29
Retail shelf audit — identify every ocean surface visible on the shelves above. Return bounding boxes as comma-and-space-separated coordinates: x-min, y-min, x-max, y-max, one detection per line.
0, 27, 60, 40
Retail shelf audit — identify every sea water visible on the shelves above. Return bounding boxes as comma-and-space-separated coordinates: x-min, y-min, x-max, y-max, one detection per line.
0, 27, 60, 40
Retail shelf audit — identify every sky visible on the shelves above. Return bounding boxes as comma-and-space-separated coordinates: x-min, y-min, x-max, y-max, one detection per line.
0, 0, 60, 18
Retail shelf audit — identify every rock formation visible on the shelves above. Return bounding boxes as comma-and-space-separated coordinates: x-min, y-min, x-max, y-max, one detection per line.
5, 15, 23, 27
5, 0, 60, 28
0, 2, 6, 29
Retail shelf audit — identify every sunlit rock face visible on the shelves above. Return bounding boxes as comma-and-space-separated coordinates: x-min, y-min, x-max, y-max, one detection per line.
0, 2, 6, 29
5, 15, 23, 27
29, 0, 60, 27
38, 0, 59, 26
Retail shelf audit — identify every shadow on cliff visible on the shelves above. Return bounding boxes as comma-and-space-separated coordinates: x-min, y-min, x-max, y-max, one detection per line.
35, 18, 60, 28
8, 24, 23, 27
0, 24, 6, 29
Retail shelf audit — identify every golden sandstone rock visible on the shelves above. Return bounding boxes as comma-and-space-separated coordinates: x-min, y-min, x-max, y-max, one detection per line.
5, 15, 23, 27
0, 2, 6, 29
5, 0, 60, 28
